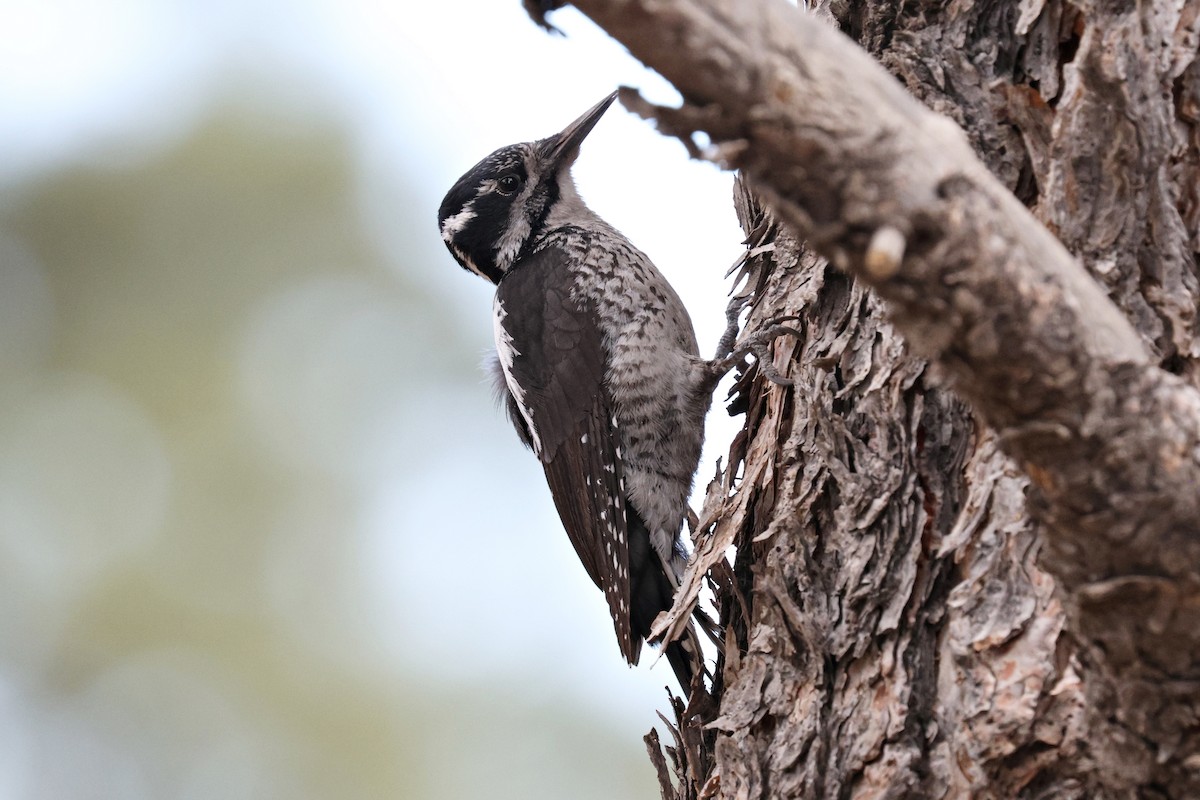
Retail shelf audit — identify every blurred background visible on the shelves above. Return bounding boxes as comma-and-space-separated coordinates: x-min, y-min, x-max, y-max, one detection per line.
0, 1, 744, 797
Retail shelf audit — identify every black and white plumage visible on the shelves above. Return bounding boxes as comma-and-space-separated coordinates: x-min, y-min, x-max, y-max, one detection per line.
437, 93, 711, 687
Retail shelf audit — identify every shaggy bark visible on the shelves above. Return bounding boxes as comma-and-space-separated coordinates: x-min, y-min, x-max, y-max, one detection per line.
532, 0, 1200, 796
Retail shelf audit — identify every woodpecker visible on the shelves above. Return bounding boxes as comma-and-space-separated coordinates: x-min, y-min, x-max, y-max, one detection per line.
438, 92, 720, 688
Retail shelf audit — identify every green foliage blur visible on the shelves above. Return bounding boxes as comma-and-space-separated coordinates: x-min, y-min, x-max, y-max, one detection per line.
0, 94, 657, 799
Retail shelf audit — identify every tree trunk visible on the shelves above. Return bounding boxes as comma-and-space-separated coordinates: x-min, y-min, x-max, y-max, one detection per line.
533, 0, 1200, 796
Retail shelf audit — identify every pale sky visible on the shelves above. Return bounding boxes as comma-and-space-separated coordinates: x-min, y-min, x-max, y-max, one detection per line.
0, 0, 747, 751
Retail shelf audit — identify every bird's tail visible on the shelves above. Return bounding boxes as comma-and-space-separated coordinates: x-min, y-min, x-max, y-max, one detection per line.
663, 618, 706, 691
658, 550, 711, 691
628, 526, 704, 691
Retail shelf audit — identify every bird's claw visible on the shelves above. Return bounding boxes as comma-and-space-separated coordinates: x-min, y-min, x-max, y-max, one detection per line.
708, 319, 802, 386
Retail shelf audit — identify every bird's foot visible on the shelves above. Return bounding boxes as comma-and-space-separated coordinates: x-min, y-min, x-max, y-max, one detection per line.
707, 316, 802, 386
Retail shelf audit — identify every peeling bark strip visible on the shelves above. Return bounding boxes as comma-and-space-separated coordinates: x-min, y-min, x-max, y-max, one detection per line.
533, 0, 1200, 796
692, 184, 1080, 799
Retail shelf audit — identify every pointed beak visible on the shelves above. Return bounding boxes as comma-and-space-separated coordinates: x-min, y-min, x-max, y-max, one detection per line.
545, 90, 619, 167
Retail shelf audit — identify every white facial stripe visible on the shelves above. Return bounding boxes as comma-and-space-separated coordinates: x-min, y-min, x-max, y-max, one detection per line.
446, 148, 537, 275
441, 198, 478, 242
450, 244, 487, 280
495, 202, 532, 270
493, 151, 539, 270
493, 296, 543, 454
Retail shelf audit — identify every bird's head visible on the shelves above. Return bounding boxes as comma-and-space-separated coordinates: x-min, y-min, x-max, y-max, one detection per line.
438, 91, 617, 284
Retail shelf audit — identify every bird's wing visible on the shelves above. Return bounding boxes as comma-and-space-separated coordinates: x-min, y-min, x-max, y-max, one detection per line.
494, 245, 639, 664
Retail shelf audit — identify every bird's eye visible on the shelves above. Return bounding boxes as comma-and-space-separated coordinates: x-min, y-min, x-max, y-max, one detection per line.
496, 174, 521, 195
